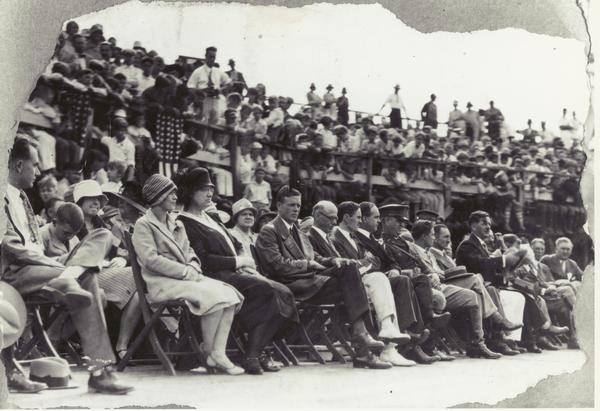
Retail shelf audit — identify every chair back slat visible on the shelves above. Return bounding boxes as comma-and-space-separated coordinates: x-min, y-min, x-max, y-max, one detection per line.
122, 231, 154, 320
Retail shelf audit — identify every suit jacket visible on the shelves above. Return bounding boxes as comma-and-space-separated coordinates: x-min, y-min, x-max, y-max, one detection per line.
178, 212, 242, 274
539, 254, 583, 281
354, 231, 393, 271
255, 215, 329, 300
381, 233, 428, 273
307, 227, 340, 264
330, 227, 381, 271
455, 233, 504, 285
429, 247, 456, 271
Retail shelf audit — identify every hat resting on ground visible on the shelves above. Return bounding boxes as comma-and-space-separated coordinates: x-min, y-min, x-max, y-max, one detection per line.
29, 357, 78, 389
73, 180, 108, 207
143, 174, 177, 208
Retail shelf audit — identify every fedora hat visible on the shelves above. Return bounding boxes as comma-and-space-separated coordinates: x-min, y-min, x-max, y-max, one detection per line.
73, 180, 108, 207
29, 357, 78, 390
443, 266, 471, 281
0, 282, 27, 349
231, 198, 256, 223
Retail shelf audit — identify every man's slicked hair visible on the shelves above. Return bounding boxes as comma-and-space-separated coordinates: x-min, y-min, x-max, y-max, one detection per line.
56, 202, 85, 232
359, 202, 376, 220
206, 46, 217, 54
337, 201, 360, 223
312, 200, 336, 217
412, 220, 434, 241
9, 138, 32, 165
276, 186, 301, 205
434, 223, 449, 236
468, 210, 490, 226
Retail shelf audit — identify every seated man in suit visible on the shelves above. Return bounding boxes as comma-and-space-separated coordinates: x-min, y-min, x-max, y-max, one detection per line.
531, 238, 578, 349
255, 186, 390, 369
408, 219, 507, 359
1, 138, 133, 395
308, 201, 414, 367
455, 210, 547, 354
430, 224, 523, 335
539, 237, 583, 294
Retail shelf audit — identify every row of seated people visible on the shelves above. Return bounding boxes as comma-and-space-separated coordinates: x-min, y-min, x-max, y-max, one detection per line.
1, 137, 581, 397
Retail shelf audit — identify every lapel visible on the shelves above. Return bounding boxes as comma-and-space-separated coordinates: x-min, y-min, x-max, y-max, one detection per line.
430, 247, 454, 270
181, 212, 238, 256
469, 234, 489, 257
4, 196, 26, 245
145, 210, 187, 263
309, 227, 339, 257
273, 216, 305, 259
333, 227, 361, 260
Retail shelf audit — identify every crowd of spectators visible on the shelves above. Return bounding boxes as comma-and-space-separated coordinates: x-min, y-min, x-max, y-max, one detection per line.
16, 20, 590, 260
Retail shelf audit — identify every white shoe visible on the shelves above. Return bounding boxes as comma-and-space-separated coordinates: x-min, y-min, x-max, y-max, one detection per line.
380, 345, 416, 367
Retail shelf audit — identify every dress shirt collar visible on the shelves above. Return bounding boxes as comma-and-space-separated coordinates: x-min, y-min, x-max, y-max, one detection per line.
337, 226, 357, 250
280, 217, 293, 232
356, 228, 371, 239
6, 183, 21, 200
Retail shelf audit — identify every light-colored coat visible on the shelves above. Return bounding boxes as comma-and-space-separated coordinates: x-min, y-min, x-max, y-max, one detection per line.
132, 210, 242, 316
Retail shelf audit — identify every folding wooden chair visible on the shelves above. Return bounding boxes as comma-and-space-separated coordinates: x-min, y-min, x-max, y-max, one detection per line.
116, 232, 205, 376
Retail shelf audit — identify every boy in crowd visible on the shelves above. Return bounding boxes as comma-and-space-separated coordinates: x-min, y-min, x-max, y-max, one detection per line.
101, 161, 127, 193
243, 167, 272, 213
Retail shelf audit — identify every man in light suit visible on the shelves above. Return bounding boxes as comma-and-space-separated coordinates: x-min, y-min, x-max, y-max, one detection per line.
1, 138, 132, 395
255, 187, 390, 369
540, 237, 583, 293
308, 201, 414, 367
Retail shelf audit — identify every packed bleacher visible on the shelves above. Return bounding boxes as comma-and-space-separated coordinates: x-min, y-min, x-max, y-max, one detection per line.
0, 20, 591, 399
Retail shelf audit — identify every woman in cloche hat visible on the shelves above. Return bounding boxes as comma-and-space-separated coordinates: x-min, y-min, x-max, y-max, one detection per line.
133, 173, 244, 375
176, 168, 299, 375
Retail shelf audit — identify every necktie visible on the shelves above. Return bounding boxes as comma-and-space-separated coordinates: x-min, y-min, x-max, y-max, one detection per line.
20, 191, 39, 244
290, 225, 302, 250
208, 68, 214, 88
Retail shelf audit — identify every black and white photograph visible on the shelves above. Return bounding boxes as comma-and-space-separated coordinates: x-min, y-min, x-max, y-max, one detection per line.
0, 0, 595, 408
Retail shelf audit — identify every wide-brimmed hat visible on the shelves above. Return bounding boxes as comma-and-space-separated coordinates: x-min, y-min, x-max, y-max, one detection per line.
181, 167, 215, 190
326, 84, 334, 90
105, 181, 147, 214
0, 282, 27, 349
231, 198, 257, 222
30, 357, 77, 390
73, 180, 108, 207
443, 266, 470, 280
143, 174, 177, 208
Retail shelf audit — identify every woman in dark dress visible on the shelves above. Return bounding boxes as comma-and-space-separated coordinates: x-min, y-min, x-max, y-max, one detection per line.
177, 167, 299, 375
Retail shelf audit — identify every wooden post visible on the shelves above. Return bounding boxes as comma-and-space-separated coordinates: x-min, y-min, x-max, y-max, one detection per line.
366, 155, 374, 202
229, 130, 240, 198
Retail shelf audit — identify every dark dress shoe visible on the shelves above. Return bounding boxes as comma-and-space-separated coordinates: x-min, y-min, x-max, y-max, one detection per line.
537, 336, 559, 351
506, 340, 527, 354
406, 329, 430, 345
493, 316, 523, 332
241, 357, 264, 375
546, 325, 569, 335
488, 341, 519, 356
352, 353, 392, 369
405, 345, 438, 365
426, 312, 451, 330
466, 342, 502, 359
88, 367, 134, 395
525, 342, 543, 354
259, 354, 282, 372
567, 338, 580, 349
8, 372, 47, 393
352, 333, 385, 354
432, 349, 455, 361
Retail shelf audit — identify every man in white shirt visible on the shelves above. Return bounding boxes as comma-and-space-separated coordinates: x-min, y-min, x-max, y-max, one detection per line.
187, 46, 231, 124
136, 56, 155, 93
380, 84, 406, 129
100, 118, 136, 179
243, 167, 272, 213
2, 138, 133, 394
114, 49, 143, 86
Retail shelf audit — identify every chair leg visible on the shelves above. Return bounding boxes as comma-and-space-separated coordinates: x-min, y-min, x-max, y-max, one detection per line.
276, 339, 299, 366
182, 309, 206, 365
270, 342, 291, 367
33, 306, 61, 358
297, 323, 326, 364
329, 310, 355, 357
315, 312, 346, 364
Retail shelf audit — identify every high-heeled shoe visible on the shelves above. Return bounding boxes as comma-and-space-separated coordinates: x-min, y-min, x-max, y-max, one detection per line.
206, 354, 245, 375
